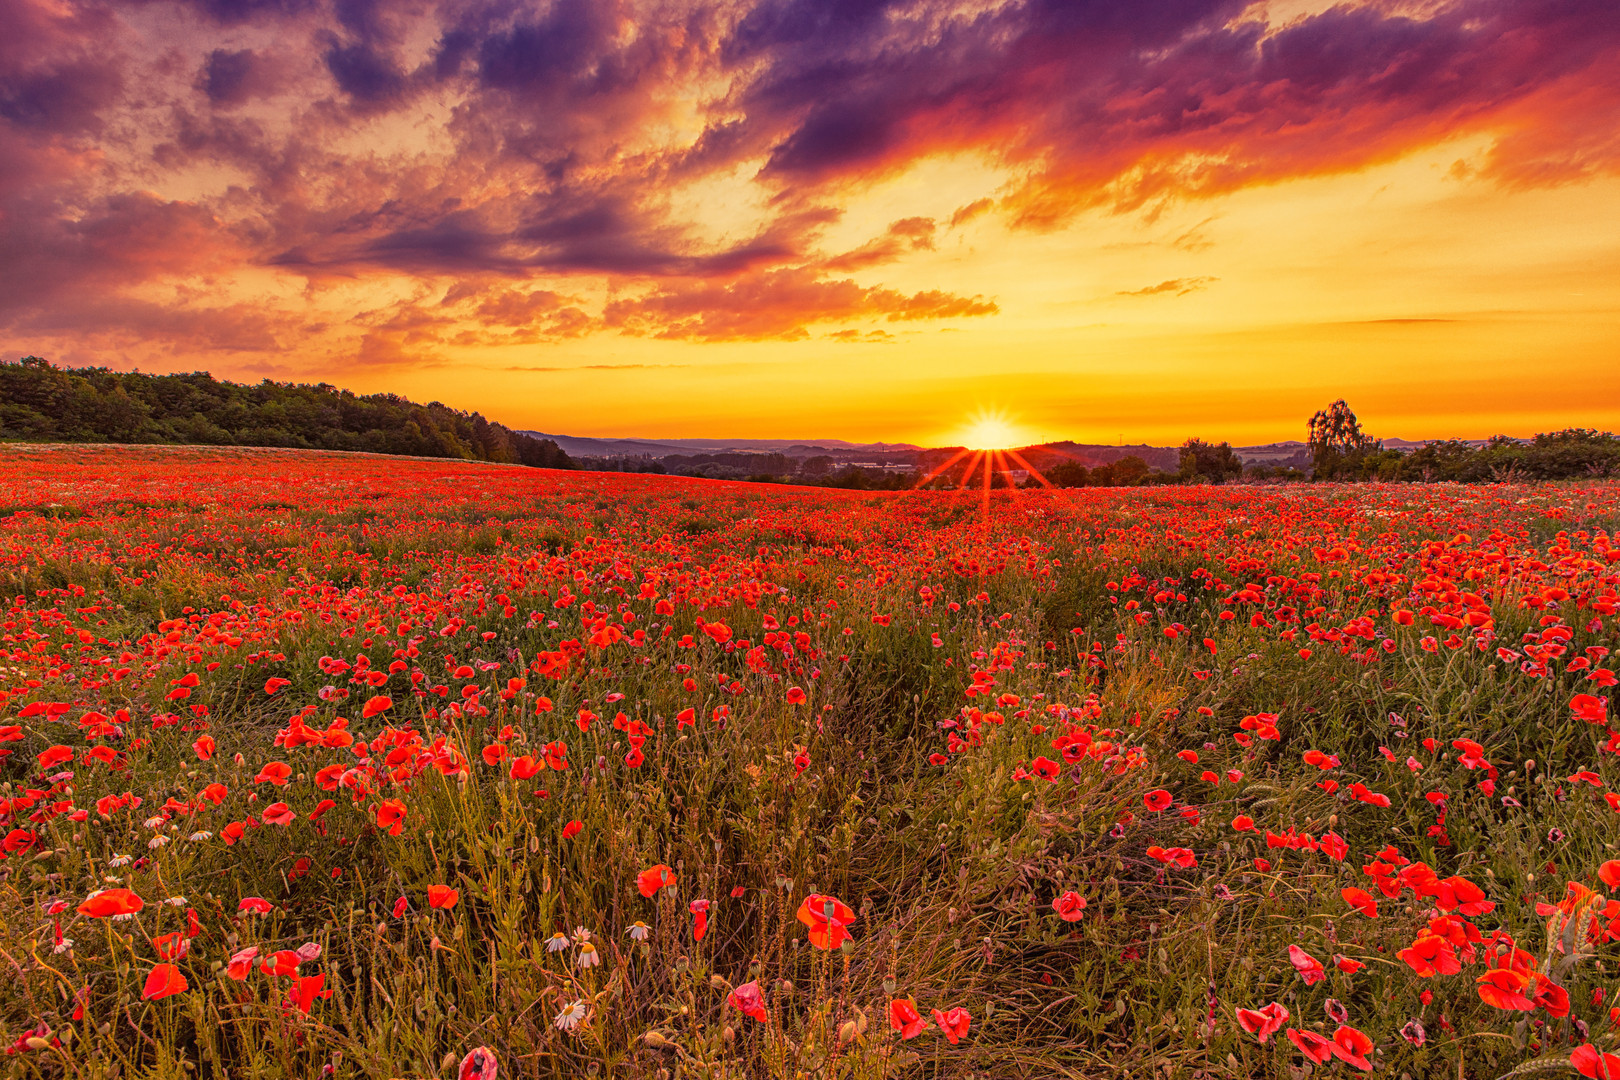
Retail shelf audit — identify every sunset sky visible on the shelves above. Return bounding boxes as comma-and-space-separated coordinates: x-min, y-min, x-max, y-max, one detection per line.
3, 0, 1619, 446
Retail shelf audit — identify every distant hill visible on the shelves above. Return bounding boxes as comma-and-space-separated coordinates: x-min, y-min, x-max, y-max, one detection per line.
0, 356, 572, 469
522, 431, 921, 459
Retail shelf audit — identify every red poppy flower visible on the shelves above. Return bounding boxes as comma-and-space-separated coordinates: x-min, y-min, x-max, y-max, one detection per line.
78, 888, 143, 918
728, 980, 767, 1022
362, 695, 393, 718
1602, 861, 1620, 891
1235, 1001, 1289, 1044
1477, 968, 1535, 1011
238, 897, 273, 914
142, 963, 188, 1001
261, 802, 295, 826
1341, 887, 1378, 918
428, 885, 459, 910
36, 745, 74, 769
932, 1006, 971, 1043
796, 893, 855, 950
1572, 1044, 1620, 1079
192, 735, 215, 760
1052, 891, 1087, 922
1143, 789, 1172, 812
226, 945, 259, 980
290, 972, 332, 1014
1288, 945, 1325, 985
1286, 1027, 1336, 1065
889, 998, 927, 1039
254, 761, 291, 786
638, 864, 677, 898
1325, 1025, 1373, 1070
561, 820, 583, 840
1573, 694, 1609, 724
376, 799, 406, 836
458, 1047, 498, 1080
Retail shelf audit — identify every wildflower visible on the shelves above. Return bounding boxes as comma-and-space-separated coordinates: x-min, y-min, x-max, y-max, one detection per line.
1052, 891, 1087, 922
261, 802, 295, 826
1572, 1044, 1620, 1079
577, 941, 600, 968
428, 885, 459, 910
109, 853, 130, 867
227, 946, 259, 980
546, 932, 571, 953
376, 799, 407, 836
1143, 789, 1172, 811
932, 1006, 971, 1043
187, 831, 213, 842
1329, 1025, 1373, 1070
796, 893, 856, 950
78, 888, 143, 919
553, 1000, 587, 1032
890, 998, 928, 1039
1236, 1002, 1289, 1044
141, 963, 188, 1001
627, 921, 650, 941
729, 980, 767, 1022
1288, 945, 1326, 985
239, 897, 273, 915
1400, 1018, 1426, 1047
458, 1047, 498, 1080
1287, 1027, 1336, 1065
689, 899, 710, 941
1324, 998, 1349, 1024
289, 973, 332, 1014
637, 864, 677, 897
1341, 887, 1378, 918
53, 938, 74, 954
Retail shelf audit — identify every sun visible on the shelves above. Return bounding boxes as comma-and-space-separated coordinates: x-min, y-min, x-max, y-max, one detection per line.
957, 411, 1026, 450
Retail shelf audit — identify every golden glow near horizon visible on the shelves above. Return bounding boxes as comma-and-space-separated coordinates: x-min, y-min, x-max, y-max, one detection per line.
956, 410, 1029, 451
10, 0, 1620, 447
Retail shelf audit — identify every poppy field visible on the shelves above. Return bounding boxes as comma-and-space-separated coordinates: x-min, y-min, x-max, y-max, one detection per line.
5, 444, 1620, 1079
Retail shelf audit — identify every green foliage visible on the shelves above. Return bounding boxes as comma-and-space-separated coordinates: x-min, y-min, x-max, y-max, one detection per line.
1307, 400, 1378, 479
1178, 439, 1244, 484
0, 356, 573, 468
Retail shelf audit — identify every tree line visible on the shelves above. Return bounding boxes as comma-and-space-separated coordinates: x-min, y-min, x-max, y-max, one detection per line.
0, 357, 573, 469
1304, 400, 1619, 482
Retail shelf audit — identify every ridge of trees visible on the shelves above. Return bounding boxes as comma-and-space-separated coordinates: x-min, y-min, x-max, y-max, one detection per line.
1306, 399, 1619, 482
0, 357, 572, 469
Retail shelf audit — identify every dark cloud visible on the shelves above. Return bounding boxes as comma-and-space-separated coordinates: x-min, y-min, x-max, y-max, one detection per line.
1, 0, 1617, 365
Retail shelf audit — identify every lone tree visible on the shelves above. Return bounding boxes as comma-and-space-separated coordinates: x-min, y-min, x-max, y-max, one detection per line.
1307, 400, 1377, 479
1179, 438, 1244, 484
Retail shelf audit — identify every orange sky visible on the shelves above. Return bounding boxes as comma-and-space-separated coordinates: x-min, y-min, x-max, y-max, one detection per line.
4, 0, 1619, 447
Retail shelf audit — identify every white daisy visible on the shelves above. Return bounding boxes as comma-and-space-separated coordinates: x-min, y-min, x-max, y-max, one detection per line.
553, 1000, 587, 1032
545, 932, 571, 953
627, 921, 650, 941
577, 941, 600, 969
